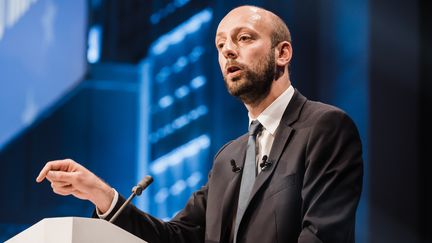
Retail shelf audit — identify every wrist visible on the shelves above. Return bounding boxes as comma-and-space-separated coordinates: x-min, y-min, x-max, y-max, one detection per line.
91, 182, 115, 214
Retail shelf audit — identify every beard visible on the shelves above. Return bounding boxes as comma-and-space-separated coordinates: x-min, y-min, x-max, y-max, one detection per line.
223, 49, 276, 105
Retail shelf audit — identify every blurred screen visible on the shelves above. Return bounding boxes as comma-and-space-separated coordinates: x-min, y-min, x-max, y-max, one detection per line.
0, 0, 87, 149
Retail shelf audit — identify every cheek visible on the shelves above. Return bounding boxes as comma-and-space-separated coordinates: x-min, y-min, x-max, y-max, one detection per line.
218, 54, 225, 72
243, 50, 262, 67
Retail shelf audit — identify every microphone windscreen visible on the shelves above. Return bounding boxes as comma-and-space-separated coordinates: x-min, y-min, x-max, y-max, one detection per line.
138, 175, 153, 189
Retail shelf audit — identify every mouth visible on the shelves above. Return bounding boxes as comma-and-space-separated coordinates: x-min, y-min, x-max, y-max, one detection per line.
226, 65, 242, 77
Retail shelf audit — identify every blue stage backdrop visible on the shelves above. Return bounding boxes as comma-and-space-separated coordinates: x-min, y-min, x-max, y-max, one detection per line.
137, 7, 214, 220
0, 0, 87, 149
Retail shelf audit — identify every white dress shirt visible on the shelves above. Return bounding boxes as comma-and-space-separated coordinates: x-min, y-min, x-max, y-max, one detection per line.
248, 85, 294, 173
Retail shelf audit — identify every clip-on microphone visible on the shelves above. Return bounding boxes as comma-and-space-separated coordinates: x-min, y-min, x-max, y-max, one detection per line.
259, 155, 272, 171
231, 159, 242, 173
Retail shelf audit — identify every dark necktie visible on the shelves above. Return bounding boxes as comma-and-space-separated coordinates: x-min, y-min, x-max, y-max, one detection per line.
233, 120, 262, 243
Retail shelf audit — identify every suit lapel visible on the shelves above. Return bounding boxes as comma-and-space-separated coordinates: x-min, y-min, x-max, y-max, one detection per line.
244, 90, 307, 217
249, 124, 293, 198
219, 135, 248, 240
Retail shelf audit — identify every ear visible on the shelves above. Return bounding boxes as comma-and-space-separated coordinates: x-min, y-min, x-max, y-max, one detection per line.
275, 41, 292, 67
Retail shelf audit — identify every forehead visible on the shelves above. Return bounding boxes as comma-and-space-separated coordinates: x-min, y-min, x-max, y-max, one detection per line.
216, 7, 271, 37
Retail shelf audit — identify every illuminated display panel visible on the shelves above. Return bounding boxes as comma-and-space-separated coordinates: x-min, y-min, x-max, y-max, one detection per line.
0, 0, 87, 149
138, 8, 213, 219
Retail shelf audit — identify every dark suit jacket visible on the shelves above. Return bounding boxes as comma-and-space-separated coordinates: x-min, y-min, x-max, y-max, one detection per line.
101, 90, 363, 243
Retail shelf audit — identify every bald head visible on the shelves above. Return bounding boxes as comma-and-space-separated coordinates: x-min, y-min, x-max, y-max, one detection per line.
222, 6, 291, 47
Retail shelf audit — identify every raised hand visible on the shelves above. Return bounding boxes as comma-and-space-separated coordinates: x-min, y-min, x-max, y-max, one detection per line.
36, 159, 115, 214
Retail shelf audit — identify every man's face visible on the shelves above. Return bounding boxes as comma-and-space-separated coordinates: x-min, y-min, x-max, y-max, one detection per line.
215, 7, 276, 104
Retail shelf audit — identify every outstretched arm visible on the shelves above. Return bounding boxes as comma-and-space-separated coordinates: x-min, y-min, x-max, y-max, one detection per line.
36, 159, 115, 214
37, 159, 208, 243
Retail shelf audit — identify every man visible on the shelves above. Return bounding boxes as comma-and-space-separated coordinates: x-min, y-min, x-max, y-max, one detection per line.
36, 5, 363, 243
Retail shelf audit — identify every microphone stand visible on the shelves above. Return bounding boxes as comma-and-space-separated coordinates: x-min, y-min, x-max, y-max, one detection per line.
109, 175, 153, 223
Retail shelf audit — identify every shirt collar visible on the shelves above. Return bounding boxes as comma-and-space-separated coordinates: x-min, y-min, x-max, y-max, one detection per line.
248, 85, 295, 136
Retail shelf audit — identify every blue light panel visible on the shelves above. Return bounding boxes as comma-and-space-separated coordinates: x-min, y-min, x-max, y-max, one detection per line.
137, 8, 213, 219
0, 0, 87, 150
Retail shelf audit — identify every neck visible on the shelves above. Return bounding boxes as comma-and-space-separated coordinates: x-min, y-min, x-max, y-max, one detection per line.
246, 77, 291, 119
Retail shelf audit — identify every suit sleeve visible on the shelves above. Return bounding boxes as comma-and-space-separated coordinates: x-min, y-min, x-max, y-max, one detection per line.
93, 181, 208, 243
298, 109, 363, 243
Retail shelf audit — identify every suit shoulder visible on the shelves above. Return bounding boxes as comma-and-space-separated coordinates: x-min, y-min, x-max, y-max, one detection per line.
293, 99, 359, 134
213, 133, 248, 164
213, 140, 234, 159
301, 100, 353, 122
304, 100, 346, 116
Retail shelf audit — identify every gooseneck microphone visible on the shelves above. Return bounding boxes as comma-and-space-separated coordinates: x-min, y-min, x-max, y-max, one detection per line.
231, 159, 242, 173
109, 175, 153, 223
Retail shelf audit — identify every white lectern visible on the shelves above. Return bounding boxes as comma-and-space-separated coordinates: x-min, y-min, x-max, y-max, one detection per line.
5, 217, 147, 243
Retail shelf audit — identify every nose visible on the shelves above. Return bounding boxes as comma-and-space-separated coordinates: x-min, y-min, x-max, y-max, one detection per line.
222, 40, 238, 59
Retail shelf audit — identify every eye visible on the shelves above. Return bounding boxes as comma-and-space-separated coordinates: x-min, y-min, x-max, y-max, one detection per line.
217, 42, 224, 49
238, 34, 252, 42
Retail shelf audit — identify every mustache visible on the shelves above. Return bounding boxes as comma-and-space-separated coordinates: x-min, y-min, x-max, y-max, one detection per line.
225, 60, 247, 70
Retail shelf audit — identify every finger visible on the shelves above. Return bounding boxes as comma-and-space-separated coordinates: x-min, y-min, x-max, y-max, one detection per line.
52, 185, 76, 196
51, 181, 72, 188
46, 170, 76, 184
36, 162, 54, 183
50, 183, 88, 200
36, 159, 74, 182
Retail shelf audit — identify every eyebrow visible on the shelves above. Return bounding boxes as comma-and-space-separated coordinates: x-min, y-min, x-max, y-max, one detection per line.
216, 26, 256, 40
216, 32, 225, 38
